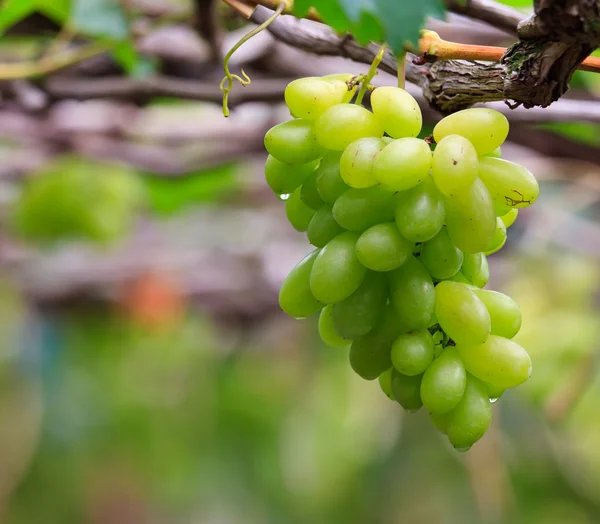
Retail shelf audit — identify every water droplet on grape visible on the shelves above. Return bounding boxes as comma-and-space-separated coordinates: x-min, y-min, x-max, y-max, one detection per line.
490, 397, 499, 404
455, 446, 471, 453
279, 193, 291, 201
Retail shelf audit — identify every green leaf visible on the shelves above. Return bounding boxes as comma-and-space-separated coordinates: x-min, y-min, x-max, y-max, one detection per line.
71, 0, 129, 40
0, 0, 36, 35
38, 0, 71, 24
112, 40, 158, 77
294, 0, 446, 53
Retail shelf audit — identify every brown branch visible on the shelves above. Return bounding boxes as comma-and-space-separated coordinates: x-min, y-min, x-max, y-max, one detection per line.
194, 0, 223, 62
443, 0, 523, 35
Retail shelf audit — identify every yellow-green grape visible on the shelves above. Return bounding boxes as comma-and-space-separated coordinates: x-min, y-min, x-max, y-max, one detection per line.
379, 368, 395, 400
478, 156, 539, 209
391, 330, 435, 376
456, 334, 532, 389
310, 231, 367, 303
285, 187, 316, 232
318, 304, 349, 347
315, 153, 349, 204
484, 217, 507, 255
307, 206, 345, 248
373, 138, 433, 192
332, 187, 396, 231
500, 208, 518, 228
279, 250, 323, 318
370, 86, 422, 139
321, 73, 357, 103
420, 347, 467, 414
444, 177, 496, 254
394, 177, 445, 242
430, 412, 450, 434
485, 382, 505, 401
314, 104, 384, 151
300, 169, 326, 209
471, 254, 490, 288
284, 77, 347, 120
461, 252, 483, 282
332, 271, 387, 339
484, 146, 502, 158
355, 222, 414, 272
435, 281, 491, 346
340, 137, 387, 188
264, 119, 325, 164
433, 108, 509, 155
431, 135, 479, 195
448, 272, 471, 285
445, 375, 492, 451
391, 369, 423, 412
389, 256, 435, 331
472, 289, 522, 339
420, 227, 464, 280
264, 155, 318, 196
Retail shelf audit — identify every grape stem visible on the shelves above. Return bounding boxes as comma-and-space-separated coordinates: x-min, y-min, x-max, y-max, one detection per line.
355, 44, 387, 105
397, 50, 407, 90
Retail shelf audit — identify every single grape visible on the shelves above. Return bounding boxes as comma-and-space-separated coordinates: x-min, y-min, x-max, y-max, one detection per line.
264, 119, 325, 164
340, 137, 387, 188
394, 177, 445, 242
485, 382, 505, 401
315, 153, 350, 204
264, 155, 318, 195
456, 334, 532, 389
391, 369, 423, 412
484, 217, 507, 255
478, 156, 539, 209
484, 146, 502, 159
300, 169, 326, 210
355, 222, 414, 272
444, 177, 496, 254
461, 253, 483, 283
433, 108, 509, 155
431, 135, 479, 195
420, 227, 464, 280
471, 254, 490, 288
472, 289, 522, 339
310, 231, 367, 303
332, 271, 387, 339
500, 208, 518, 228
391, 330, 435, 376
373, 138, 432, 192
279, 250, 323, 318
307, 206, 345, 248
389, 256, 435, 331
370, 86, 422, 139
284, 77, 347, 120
314, 104, 384, 151
446, 375, 492, 450
332, 187, 396, 231
318, 304, 349, 347
285, 187, 316, 232
430, 412, 450, 434
420, 347, 466, 414
435, 281, 491, 347
379, 368, 395, 400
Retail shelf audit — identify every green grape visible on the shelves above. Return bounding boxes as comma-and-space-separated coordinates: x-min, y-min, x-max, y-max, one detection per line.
340, 137, 387, 188
310, 231, 367, 303
322, 73, 357, 103
379, 368, 395, 400
391, 330, 435, 376
279, 250, 323, 318
446, 375, 492, 450
284, 77, 347, 120
307, 206, 345, 248
370, 86, 422, 139
430, 412, 450, 434
494, 201, 511, 217
389, 256, 435, 331
391, 369, 423, 412
264, 155, 318, 196
461, 253, 483, 282
433, 108, 509, 155
332, 187, 396, 231
431, 135, 479, 195
484, 146, 502, 158
500, 208, 518, 228
435, 281, 491, 346
420, 347, 466, 414
314, 104, 384, 151
394, 177, 445, 242
373, 138, 433, 192
315, 153, 349, 204
472, 289, 522, 339
471, 254, 490, 288
444, 177, 496, 254
448, 271, 472, 285
285, 187, 316, 232
318, 304, 349, 347
420, 227, 464, 280
350, 305, 404, 380
456, 334, 532, 389
264, 119, 325, 164
478, 157, 539, 209
485, 382, 505, 401
484, 217, 507, 255
332, 271, 387, 339
300, 169, 326, 209
355, 222, 414, 272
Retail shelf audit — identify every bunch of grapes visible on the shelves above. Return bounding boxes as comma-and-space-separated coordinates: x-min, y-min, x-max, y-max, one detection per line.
264, 74, 538, 451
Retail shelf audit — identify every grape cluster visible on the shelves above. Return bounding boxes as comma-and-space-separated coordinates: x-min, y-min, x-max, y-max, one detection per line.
265, 74, 538, 451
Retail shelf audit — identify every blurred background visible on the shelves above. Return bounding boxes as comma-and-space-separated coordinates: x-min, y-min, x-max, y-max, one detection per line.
0, 0, 599, 523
